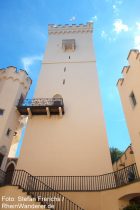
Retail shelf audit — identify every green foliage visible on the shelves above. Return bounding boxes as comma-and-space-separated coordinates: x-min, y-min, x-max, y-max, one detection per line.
123, 203, 140, 210
110, 147, 123, 164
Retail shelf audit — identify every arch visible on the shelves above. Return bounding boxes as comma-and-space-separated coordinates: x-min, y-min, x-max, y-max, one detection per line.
5, 161, 16, 171
53, 94, 63, 106
53, 94, 62, 99
5, 162, 15, 185
119, 193, 140, 201
130, 196, 140, 204
119, 193, 140, 208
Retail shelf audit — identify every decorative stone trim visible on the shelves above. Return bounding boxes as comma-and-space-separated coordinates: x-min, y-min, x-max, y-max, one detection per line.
48, 22, 93, 35
127, 49, 139, 60
0, 66, 32, 89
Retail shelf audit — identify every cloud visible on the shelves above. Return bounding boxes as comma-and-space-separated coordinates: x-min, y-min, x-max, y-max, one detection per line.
112, 4, 119, 15
101, 30, 108, 39
89, 15, 98, 23
136, 22, 140, 30
115, 0, 123, 5
100, 30, 116, 42
134, 35, 140, 50
113, 19, 129, 33
69, 16, 76, 21
21, 55, 43, 72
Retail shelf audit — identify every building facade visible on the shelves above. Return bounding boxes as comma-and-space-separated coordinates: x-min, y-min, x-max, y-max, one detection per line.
117, 49, 140, 175
0, 67, 31, 171
112, 145, 135, 172
0, 25, 140, 210
17, 22, 113, 176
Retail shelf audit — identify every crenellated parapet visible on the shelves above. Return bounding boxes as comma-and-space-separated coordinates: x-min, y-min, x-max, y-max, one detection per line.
0, 66, 32, 90
127, 49, 140, 61
48, 22, 93, 35
117, 49, 140, 87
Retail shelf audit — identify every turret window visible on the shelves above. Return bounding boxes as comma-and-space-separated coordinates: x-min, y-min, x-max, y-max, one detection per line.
0, 109, 4, 116
130, 91, 137, 108
6, 128, 12, 136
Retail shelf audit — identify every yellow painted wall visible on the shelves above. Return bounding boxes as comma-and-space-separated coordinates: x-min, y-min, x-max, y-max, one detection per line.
0, 67, 31, 170
117, 50, 140, 175
17, 23, 112, 176
0, 181, 140, 210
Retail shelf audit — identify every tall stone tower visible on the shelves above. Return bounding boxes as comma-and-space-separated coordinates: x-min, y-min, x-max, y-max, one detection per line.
17, 23, 112, 175
0, 66, 31, 171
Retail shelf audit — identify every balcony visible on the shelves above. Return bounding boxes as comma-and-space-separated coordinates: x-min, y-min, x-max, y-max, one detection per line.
17, 98, 64, 116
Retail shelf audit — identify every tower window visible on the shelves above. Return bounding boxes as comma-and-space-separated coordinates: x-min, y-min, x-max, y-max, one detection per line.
6, 128, 11, 136
64, 67, 66, 72
130, 91, 137, 108
63, 79, 65, 85
69, 56, 70, 59
62, 39, 75, 51
0, 109, 4, 116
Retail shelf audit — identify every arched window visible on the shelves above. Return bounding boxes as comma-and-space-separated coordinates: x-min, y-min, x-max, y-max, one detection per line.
5, 163, 15, 185
53, 94, 62, 99
53, 94, 63, 106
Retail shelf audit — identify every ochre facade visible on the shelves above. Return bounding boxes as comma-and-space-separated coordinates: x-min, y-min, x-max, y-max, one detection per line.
17, 23, 113, 176
117, 49, 140, 175
0, 24, 140, 210
0, 67, 31, 171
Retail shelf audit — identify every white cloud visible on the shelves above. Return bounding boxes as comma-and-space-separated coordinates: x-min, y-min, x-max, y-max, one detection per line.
115, 0, 123, 5
101, 30, 108, 38
21, 55, 43, 72
100, 30, 117, 42
136, 22, 140, 30
89, 15, 98, 22
69, 16, 76, 21
134, 35, 140, 50
112, 4, 119, 15
113, 19, 129, 33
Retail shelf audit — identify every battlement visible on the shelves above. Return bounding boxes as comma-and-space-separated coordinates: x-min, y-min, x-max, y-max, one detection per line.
117, 49, 140, 87
127, 49, 140, 60
48, 22, 93, 35
0, 66, 32, 89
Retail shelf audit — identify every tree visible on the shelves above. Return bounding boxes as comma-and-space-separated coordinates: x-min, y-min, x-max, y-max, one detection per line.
110, 147, 123, 164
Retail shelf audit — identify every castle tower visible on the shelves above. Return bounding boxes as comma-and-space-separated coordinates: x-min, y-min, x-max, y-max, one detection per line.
17, 23, 112, 175
117, 49, 140, 175
0, 66, 31, 171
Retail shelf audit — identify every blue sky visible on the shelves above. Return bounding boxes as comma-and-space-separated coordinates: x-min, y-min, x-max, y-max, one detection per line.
0, 0, 140, 151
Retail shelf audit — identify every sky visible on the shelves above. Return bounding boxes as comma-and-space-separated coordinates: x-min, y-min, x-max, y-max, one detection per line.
0, 0, 140, 152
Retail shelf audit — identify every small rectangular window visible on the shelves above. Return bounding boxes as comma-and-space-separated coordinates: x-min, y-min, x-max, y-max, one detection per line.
63, 79, 65, 85
62, 39, 75, 51
6, 128, 11, 136
130, 91, 137, 108
0, 109, 4, 116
